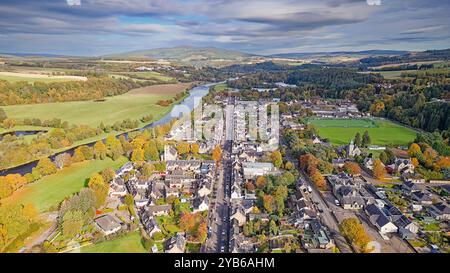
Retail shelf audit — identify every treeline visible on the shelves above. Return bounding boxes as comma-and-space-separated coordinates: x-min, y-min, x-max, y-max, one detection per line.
359, 48, 450, 67
0, 77, 150, 105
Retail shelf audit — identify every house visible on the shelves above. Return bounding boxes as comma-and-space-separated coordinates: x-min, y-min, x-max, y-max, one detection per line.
248, 213, 269, 222
393, 158, 415, 174
95, 214, 122, 236
197, 182, 212, 197
365, 204, 398, 234
242, 162, 274, 179
335, 186, 365, 210
302, 219, 335, 250
116, 162, 133, 176
239, 151, 258, 162
402, 181, 421, 196
312, 136, 322, 144
164, 145, 178, 161
230, 206, 247, 227
363, 157, 374, 170
411, 191, 433, 206
147, 204, 171, 216
332, 158, 346, 168
144, 218, 162, 237
231, 183, 242, 200
193, 197, 209, 212
429, 203, 450, 220
165, 234, 186, 253
402, 172, 425, 184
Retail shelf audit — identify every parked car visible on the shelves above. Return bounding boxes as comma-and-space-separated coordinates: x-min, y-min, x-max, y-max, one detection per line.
334, 199, 340, 206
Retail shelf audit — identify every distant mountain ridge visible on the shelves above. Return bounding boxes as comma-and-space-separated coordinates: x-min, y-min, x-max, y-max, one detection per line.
269, 50, 409, 59
103, 46, 255, 63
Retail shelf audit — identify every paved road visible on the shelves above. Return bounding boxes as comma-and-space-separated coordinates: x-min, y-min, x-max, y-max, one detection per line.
300, 172, 354, 253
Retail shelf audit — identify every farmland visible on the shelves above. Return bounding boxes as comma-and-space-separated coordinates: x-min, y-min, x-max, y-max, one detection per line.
0, 71, 87, 83
2, 83, 191, 127
2, 157, 128, 213
80, 231, 147, 253
308, 118, 417, 146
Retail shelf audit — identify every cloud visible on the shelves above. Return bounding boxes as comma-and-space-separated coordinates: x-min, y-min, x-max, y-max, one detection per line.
0, 0, 448, 55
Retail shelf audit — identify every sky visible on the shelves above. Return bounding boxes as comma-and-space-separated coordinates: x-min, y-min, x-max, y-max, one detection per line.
0, 0, 449, 56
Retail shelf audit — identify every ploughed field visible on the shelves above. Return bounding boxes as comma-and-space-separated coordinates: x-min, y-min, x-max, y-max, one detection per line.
2, 83, 191, 127
308, 118, 417, 146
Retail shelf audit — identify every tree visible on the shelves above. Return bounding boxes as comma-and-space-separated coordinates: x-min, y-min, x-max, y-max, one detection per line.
284, 161, 294, 170
93, 141, 107, 160
131, 148, 145, 162
62, 210, 84, 237
142, 163, 155, 178
0, 224, 7, 250
101, 167, 115, 183
244, 181, 255, 191
191, 143, 200, 155
373, 159, 386, 180
270, 150, 283, 168
106, 135, 123, 160
212, 145, 222, 165
408, 143, 422, 157
339, 218, 370, 252
54, 153, 72, 170
124, 194, 134, 206
361, 130, 371, 147
0, 108, 7, 123
299, 153, 318, 176
177, 142, 190, 155
343, 162, 362, 176
179, 213, 196, 233
72, 148, 85, 163
379, 151, 388, 164
311, 170, 326, 190
269, 220, 278, 235
369, 101, 385, 115
262, 194, 274, 213
256, 176, 266, 189
411, 157, 420, 168
35, 158, 57, 176
144, 141, 159, 161
435, 157, 450, 171
88, 173, 108, 208
196, 222, 208, 243
354, 132, 362, 147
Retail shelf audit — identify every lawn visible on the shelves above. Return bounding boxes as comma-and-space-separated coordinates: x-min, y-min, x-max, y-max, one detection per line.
308, 118, 417, 146
80, 231, 148, 253
2, 85, 186, 127
3, 157, 128, 212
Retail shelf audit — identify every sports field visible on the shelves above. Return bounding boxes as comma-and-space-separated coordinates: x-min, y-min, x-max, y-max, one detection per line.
308, 118, 417, 146
80, 231, 147, 253
3, 83, 191, 127
3, 157, 128, 212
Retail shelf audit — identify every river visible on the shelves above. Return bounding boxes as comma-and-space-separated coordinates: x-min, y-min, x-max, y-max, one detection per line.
0, 82, 216, 176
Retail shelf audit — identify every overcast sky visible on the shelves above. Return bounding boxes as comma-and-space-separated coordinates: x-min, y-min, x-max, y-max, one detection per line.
0, 0, 449, 56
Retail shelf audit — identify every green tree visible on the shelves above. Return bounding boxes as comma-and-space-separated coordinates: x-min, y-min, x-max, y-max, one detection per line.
269, 220, 278, 235
354, 132, 361, 147
62, 210, 84, 237
270, 150, 283, 168
144, 141, 159, 161
362, 130, 371, 147
131, 148, 145, 162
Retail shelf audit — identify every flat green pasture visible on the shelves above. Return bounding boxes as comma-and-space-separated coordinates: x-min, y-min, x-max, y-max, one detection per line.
308, 118, 416, 146
80, 231, 147, 253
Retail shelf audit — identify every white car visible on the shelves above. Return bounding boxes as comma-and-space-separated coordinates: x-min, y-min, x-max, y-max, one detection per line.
334, 199, 340, 206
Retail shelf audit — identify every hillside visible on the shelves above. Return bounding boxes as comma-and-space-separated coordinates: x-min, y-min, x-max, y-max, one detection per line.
103, 46, 256, 66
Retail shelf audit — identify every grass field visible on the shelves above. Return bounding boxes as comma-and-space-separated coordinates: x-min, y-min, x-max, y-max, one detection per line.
2, 83, 191, 127
80, 231, 147, 253
3, 157, 128, 212
308, 118, 417, 146
0, 71, 87, 83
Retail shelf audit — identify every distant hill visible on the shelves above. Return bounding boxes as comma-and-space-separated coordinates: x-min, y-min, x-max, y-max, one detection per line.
269, 50, 408, 59
360, 48, 450, 66
103, 46, 256, 65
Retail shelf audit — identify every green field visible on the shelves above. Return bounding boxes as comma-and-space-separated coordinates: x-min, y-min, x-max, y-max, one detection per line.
4, 157, 128, 212
308, 118, 417, 146
80, 231, 147, 253
3, 91, 174, 127
122, 71, 174, 82
0, 73, 86, 84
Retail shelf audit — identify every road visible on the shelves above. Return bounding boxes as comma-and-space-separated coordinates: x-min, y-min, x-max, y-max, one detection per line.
300, 172, 354, 253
